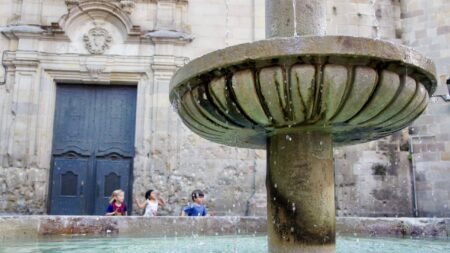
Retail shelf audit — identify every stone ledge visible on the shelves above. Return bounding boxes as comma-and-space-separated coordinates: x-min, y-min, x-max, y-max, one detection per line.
0, 216, 448, 241
337, 217, 450, 238
0, 216, 266, 241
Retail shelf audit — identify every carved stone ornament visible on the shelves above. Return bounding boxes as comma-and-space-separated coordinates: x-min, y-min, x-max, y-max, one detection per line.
120, 0, 136, 14
85, 63, 105, 79
65, 0, 79, 8
83, 27, 113, 55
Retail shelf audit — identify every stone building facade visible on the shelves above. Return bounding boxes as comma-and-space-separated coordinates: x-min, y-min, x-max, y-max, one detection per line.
0, 0, 448, 217
401, 0, 450, 217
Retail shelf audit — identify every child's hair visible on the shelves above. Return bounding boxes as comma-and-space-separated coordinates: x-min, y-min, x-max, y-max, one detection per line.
191, 189, 205, 201
145, 189, 154, 200
109, 189, 124, 204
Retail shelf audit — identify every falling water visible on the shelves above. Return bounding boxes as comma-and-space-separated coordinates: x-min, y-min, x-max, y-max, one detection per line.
292, 0, 298, 37
225, 0, 230, 46
370, 0, 380, 39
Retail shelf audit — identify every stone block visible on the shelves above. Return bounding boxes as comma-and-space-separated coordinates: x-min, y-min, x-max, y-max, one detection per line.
426, 143, 446, 152
441, 152, 450, 161
401, 9, 424, 19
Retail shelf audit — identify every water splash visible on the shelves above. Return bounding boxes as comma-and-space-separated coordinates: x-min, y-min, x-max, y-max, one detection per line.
370, 0, 380, 39
225, 0, 230, 46
292, 0, 299, 37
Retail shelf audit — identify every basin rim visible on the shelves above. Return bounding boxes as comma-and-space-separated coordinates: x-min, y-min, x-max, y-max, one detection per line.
169, 36, 437, 101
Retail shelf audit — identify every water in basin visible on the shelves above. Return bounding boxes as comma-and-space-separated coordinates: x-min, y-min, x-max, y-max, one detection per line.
1, 235, 449, 253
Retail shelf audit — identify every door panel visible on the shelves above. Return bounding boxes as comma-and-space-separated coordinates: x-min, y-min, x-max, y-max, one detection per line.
52, 86, 93, 156
95, 87, 137, 157
94, 158, 131, 215
50, 157, 88, 215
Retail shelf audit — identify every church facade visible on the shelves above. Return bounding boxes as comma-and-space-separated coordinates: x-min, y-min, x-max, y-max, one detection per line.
0, 0, 449, 217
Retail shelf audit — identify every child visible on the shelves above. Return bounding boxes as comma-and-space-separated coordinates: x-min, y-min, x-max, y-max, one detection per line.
181, 189, 207, 217
134, 189, 166, 217
106, 189, 127, 216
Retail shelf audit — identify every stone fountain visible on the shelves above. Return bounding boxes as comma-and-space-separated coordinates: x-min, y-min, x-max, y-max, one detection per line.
169, 1, 436, 252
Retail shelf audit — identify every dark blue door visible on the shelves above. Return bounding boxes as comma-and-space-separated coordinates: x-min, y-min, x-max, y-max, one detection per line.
50, 85, 136, 215
51, 157, 88, 215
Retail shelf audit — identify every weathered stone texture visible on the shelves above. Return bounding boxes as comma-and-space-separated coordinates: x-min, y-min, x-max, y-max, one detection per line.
0, 0, 448, 218
0, 216, 448, 241
410, 100, 450, 217
0, 0, 268, 217
402, 0, 450, 217
326, 0, 402, 42
401, 0, 450, 85
0, 167, 48, 214
334, 131, 414, 217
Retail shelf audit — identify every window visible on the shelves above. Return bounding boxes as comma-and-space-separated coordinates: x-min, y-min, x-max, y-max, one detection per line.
61, 171, 78, 196
104, 172, 120, 197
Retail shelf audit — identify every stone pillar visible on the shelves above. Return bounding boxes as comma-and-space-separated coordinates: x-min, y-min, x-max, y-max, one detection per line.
267, 132, 335, 253
7, 61, 40, 168
265, 1, 333, 252
266, 0, 326, 37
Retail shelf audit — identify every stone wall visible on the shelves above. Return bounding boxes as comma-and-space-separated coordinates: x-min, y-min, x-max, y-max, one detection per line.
409, 100, 450, 217
131, 0, 268, 216
326, 0, 401, 42
401, 0, 450, 217
0, 0, 449, 218
401, 0, 450, 86
0, 0, 269, 216
334, 131, 414, 217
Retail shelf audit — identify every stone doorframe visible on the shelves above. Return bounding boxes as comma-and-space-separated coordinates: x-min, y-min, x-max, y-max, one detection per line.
0, 50, 187, 212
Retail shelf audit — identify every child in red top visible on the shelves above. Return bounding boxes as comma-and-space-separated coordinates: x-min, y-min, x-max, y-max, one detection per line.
106, 189, 127, 216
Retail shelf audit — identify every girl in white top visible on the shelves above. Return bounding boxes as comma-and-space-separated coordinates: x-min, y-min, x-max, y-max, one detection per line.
134, 189, 165, 217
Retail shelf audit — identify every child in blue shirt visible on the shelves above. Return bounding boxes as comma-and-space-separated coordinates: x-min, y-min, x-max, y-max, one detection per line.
181, 189, 207, 217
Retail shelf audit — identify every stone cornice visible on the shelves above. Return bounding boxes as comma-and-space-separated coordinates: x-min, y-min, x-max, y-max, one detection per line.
143, 30, 194, 45
0, 25, 46, 40
65, 0, 136, 15
2, 50, 189, 83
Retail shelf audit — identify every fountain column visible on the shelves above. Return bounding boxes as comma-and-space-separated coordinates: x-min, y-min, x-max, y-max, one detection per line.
266, 1, 334, 252
266, 0, 326, 37
267, 132, 335, 253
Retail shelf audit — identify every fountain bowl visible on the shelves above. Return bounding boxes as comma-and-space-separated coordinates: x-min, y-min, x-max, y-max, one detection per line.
170, 36, 437, 148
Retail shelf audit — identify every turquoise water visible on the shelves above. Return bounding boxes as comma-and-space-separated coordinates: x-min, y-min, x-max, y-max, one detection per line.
1, 235, 449, 253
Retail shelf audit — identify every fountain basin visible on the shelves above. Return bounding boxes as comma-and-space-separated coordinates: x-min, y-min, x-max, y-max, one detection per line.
1, 216, 448, 253
1, 235, 450, 253
0, 216, 448, 240
170, 36, 436, 148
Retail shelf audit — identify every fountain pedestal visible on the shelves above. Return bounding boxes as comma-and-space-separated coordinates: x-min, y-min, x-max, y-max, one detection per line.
169, 1, 436, 253
267, 132, 335, 252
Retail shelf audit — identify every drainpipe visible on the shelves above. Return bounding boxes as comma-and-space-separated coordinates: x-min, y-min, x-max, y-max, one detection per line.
408, 134, 435, 217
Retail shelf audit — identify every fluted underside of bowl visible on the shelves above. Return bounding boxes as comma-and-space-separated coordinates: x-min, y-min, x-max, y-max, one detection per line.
170, 36, 437, 148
